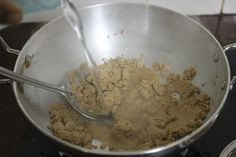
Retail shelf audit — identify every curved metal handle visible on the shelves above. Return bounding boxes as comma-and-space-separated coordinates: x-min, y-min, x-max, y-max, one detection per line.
230, 76, 236, 90
224, 42, 236, 52
0, 36, 21, 85
0, 79, 12, 84
0, 66, 67, 94
224, 42, 236, 90
0, 36, 20, 55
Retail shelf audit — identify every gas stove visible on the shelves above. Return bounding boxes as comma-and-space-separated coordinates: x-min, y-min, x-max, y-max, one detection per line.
1, 15, 236, 157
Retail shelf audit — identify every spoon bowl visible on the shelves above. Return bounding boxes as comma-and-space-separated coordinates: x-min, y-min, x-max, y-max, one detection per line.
0, 66, 112, 122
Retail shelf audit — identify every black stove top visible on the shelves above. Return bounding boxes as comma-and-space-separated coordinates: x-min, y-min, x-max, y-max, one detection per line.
1, 17, 236, 157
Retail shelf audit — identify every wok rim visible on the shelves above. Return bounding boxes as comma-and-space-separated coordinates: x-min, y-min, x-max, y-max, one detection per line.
13, 2, 231, 156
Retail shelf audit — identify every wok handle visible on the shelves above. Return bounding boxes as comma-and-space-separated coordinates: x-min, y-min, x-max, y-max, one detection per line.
0, 36, 67, 95
223, 42, 236, 52
223, 42, 236, 89
0, 36, 20, 85
0, 36, 20, 55
0, 79, 12, 85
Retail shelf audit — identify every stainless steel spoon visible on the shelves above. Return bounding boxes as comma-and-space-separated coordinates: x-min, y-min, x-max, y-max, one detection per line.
0, 67, 112, 122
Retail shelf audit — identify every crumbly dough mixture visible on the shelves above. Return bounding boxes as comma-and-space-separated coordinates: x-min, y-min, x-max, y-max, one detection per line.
49, 57, 210, 150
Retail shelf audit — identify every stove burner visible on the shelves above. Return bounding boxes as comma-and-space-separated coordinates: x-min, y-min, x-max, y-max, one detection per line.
177, 147, 211, 157
219, 139, 236, 157
32, 148, 211, 157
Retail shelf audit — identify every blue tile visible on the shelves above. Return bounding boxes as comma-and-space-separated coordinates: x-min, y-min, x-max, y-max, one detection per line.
13, 0, 60, 14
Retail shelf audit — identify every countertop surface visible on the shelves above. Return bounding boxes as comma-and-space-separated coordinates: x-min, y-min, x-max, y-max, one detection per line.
0, 15, 236, 157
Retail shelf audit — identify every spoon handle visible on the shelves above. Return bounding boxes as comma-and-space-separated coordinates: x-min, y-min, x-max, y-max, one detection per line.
0, 66, 66, 94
